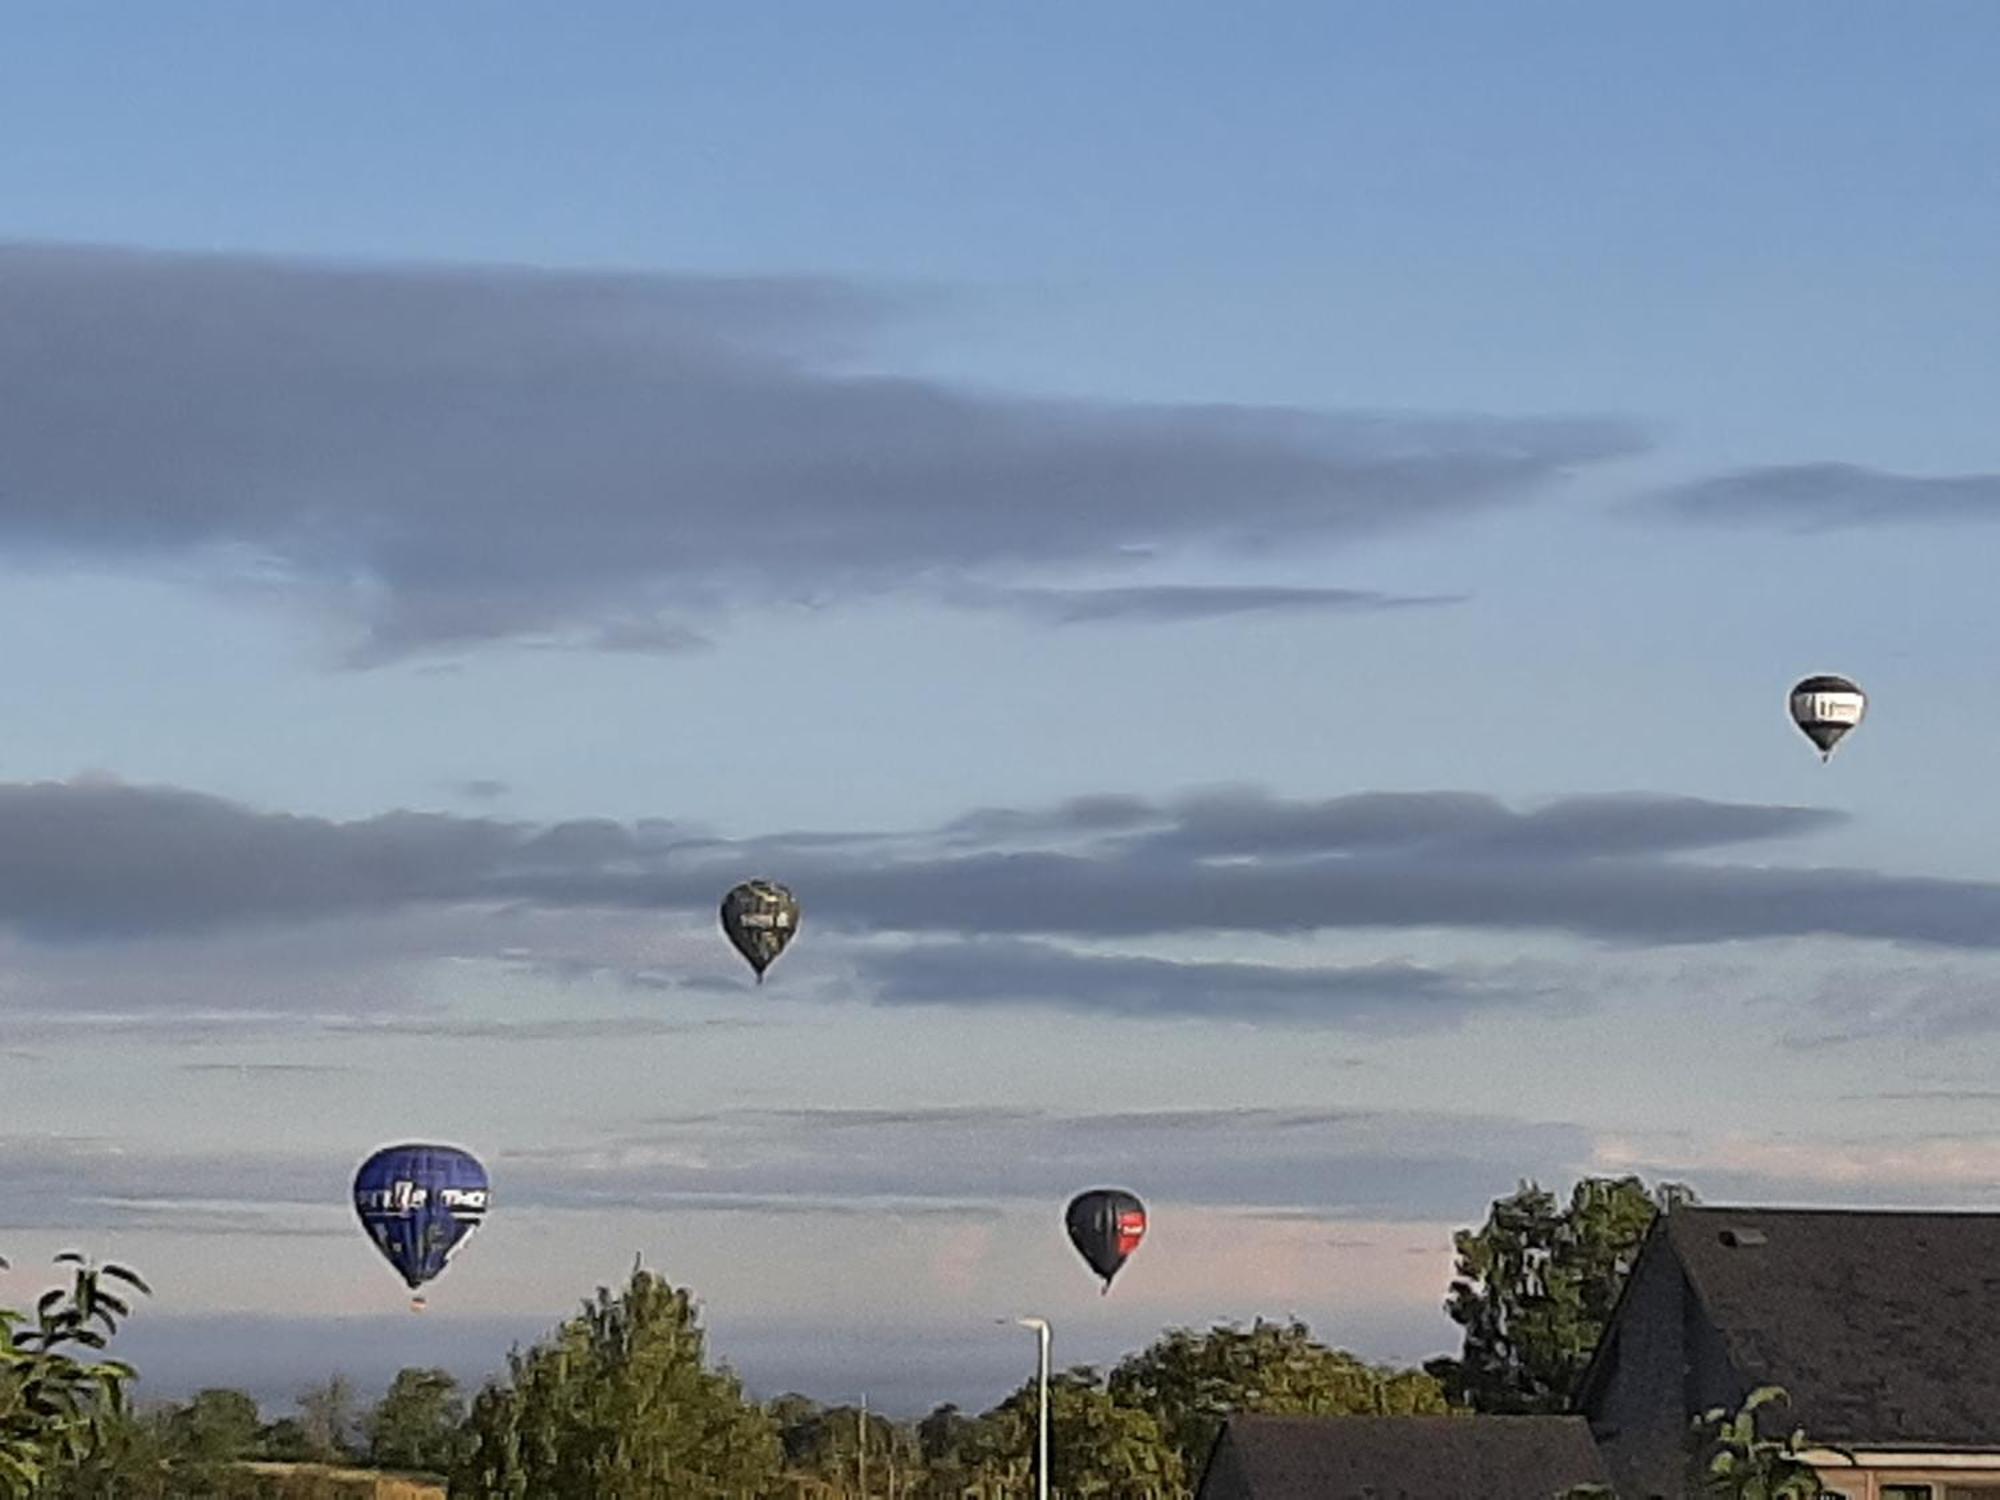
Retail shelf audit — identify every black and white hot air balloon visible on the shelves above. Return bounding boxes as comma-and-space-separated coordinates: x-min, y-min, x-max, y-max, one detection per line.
720, 879, 800, 983
1789, 675, 1866, 762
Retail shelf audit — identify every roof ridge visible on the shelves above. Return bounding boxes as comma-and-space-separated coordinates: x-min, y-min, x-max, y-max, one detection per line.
1674, 1204, 2000, 1218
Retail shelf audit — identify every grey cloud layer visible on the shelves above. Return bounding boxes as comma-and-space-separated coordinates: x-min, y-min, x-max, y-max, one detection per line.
0, 781, 518, 938
0, 1106, 1586, 1233
17, 1107, 2000, 1254
0, 243, 1641, 657
955, 584, 1465, 625
1651, 461, 2000, 529
857, 939, 1548, 1028
0, 780, 1996, 975
500, 1105, 1586, 1221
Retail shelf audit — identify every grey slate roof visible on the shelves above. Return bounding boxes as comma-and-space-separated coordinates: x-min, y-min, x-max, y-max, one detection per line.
1196, 1414, 1612, 1500
1666, 1206, 2000, 1447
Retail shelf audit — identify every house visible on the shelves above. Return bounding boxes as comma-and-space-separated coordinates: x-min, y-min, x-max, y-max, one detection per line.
1195, 1413, 1613, 1499
1576, 1206, 2000, 1499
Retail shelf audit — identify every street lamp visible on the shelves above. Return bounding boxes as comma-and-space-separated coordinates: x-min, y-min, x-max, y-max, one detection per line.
999, 1316, 1051, 1500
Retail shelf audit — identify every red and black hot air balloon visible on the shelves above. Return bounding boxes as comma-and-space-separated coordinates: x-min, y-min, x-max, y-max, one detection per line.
1065, 1189, 1147, 1293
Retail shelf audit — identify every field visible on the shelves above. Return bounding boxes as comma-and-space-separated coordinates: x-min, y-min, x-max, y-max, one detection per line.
234, 1462, 447, 1499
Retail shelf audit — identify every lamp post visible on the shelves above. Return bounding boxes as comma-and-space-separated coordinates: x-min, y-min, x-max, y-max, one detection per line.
1006, 1316, 1051, 1500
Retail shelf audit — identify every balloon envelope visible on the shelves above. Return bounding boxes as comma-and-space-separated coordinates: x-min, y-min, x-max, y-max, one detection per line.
721, 879, 800, 981
1789, 674, 1866, 760
353, 1144, 489, 1292
1065, 1188, 1147, 1290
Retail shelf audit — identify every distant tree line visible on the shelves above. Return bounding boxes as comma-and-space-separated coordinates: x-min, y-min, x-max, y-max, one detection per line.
5, 1173, 1820, 1498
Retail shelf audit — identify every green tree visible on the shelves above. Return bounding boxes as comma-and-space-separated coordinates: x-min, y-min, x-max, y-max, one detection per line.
1692, 1386, 1828, 1499
908, 1403, 987, 1499
768, 1397, 912, 1497
1434, 1175, 1695, 1413
256, 1417, 314, 1462
295, 1376, 359, 1464
1107, 1319, 1448, 1482
365, 1367, 463, 1474
0, 1252, 148, 1499
37, 1405, 178, 1500
982, 1369, 1183, 1500
450, 1263, 783, 1499
915, 1403, 975, 1466
169, 1389, 263, 1466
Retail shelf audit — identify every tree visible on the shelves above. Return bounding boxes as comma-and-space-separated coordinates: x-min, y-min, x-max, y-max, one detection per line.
0, 1252, 148, 1499
908, 1403, 988, 1499
1692, 1386, 1828, 1499
296, 1375, 360, 1464
257, 1417, 314, 1463
1435, 1175, 1695, 1413
763, 1393, 917, 1497
1107, 1319, 1449, 1481
767, 1397, 915, 1497
983, 1369, 1183, 1500
365, 1367, 464, 1474
451, 1262, 783, 1498
169, 1388, 263, 1466
35, 1405, 178, 1500
915, 1403, 975, 1468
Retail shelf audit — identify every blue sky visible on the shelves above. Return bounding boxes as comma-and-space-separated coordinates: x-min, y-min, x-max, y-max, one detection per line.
4, 1, 2000, 1415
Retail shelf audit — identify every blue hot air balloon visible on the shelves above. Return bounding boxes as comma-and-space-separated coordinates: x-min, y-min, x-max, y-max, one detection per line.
352, 1144, 489, 1309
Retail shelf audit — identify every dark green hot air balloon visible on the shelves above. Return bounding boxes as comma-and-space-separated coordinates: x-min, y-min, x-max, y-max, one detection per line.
720, 879, 799, 983
1065, 1188, 1147, 1293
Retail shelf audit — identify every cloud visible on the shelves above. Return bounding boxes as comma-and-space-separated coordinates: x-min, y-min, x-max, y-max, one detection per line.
953, 584, 1465, 625
0, 779, 522, 939
0, 1106, 1587, 1233
1591, 1129, 2000, 1209
1106, 787, 1843, 862
451, 780, 511, 803
495, 1105, 1591, 1222
319, 1016, 756, 1043
0, 242, 1644, 660
0, 779, 1996, 977
1648, 461, 2000, 530
0, 1136, 333, 1232
1778, 959, 2000, 1048
570, 618, 715, 655
856, 938, 1550, 1028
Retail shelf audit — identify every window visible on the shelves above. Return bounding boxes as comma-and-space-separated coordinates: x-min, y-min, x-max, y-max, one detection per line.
1882, 1487, 1934, 1500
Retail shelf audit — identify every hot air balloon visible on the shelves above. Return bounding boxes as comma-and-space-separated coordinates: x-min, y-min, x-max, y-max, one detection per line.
353, 1144, 489, 1311
1789, 675, 1866, 761
720, 879, 799, 982
1065, 1189, 1146, 1293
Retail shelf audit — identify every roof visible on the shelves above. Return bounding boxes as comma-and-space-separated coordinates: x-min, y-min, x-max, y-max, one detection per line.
1665, 1206, 2000, 1447
1196, 1415, 1611, 1500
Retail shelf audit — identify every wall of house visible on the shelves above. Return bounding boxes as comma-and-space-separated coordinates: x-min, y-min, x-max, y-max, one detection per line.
1796, 1459, 2000, 1499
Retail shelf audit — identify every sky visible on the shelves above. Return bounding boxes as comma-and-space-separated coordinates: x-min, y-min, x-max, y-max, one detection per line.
2, 0, 2000, 1416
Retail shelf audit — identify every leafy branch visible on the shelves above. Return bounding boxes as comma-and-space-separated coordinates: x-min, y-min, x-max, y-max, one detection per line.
0, 1253, 151, 1498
